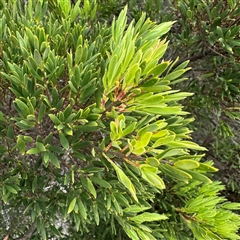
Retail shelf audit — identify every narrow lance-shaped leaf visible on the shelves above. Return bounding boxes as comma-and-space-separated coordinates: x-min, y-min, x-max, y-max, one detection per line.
197, 163, 218, 172
164, 68, 190, 81
48, 114, 61, 125
49, 152, 60, 168
93, 203, 99, 225
122, 122, 137, 136
86, 178, 97, 199
14, 99, 31, 117
26, 147, 40, 154
77, 198, 87, 219
37, 103, 46, 124
168, 141, 207, 151
104, 54, 118, 91
222, 202, 240, 210
110, 121, 119, 141
91, 176, 112, 188
159, 164, 192, 182
124, 205, 151, 213
174, 160, 200, 170
5, 185, 18, 194
68, 197, 77, 214
36, 142, 46, 152
134, 132, 152, 149
152, 134, 175, 148
123, 63, 140, 90
184, 169, 212, 183
140, 164, 165, 189
59, 131, 69, 150
130, 212, 168, 224
103, 152, 138, 202
17, 136, 26, 155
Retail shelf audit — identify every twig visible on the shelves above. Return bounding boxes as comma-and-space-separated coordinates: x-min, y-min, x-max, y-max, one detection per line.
16, 221, 37, 240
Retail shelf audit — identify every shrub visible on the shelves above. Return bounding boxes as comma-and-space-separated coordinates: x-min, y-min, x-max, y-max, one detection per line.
0, 1, 240, 239
171, 0, 240, 196
126, 0, 240, 196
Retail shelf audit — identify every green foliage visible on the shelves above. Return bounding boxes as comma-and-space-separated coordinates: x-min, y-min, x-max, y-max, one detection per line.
167, 0, 240, 195
0, 0, 240, 239
126, 0, 240, 195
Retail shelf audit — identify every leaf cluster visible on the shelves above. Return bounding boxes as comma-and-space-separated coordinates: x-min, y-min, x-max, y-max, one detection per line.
124, 0, 240, 196
0, 1, 240, 239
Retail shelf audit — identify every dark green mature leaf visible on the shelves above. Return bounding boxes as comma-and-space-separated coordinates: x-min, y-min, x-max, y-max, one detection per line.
86, 178, 97, 199
91, 176, 112, 188
49, 152, 60, 168
59, 131, 69, 150
14, 99, 31, 117
5, 184, 18, 194
159, 164, 192, 182
184, 169, 212, 183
